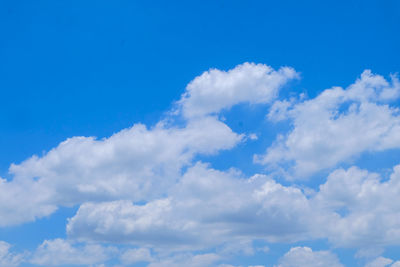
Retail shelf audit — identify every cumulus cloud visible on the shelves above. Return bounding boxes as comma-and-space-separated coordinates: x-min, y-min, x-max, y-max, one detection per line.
0, 241, 23, 267
0, 176, 58, 227
1, 62, 299, 227
0, 116, 242, 226
178, 62, 298, 118
258, 70, 400, 177
30, 238, 116, 266
3, 63, 400, 266
314, 165, 400, 247
66, 163, 326, 249
67, 162, 400, 251
275, 246, 343, 267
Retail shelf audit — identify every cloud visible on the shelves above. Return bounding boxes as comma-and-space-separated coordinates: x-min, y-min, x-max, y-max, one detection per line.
314, 165, 400, 247
0, 241, 23, 267
0, 176, 58, 227
2, 63, 400, 266
275, 246, 343, 267
0, 116, 242, 226
66, 162, 328, 249
67, 162, 400, 251
258, 70, 400, 177
178, 62, 298, 118
120, 248, 152, 265
365, 257, 394, 267
30, 239, 116, 266
0, 62, 300, 227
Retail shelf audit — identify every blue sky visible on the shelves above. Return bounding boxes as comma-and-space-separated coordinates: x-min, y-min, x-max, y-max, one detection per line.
1, 1, 400, 266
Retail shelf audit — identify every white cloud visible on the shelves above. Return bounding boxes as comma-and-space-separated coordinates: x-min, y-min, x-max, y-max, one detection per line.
30, 238, 116, 266
120, 247, 152, 265
267, 99, 293, 122
66, 163, 327, 249
275, 246, 343, 267
178, 62, 298, 118
0, 116, 242, 226
67, 162, 400, 251
0, 176, 57, 227
258, 70, 400, 177
314, 165, 400, 247
0, 241, 23, 267
3, 63, 400, 266
0, 62, 298, 227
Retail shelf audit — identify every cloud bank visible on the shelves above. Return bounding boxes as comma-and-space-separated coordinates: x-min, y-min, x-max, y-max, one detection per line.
1, 63, 400, 266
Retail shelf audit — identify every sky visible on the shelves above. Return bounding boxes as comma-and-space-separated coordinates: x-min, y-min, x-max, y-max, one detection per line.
0, 0, 400, 266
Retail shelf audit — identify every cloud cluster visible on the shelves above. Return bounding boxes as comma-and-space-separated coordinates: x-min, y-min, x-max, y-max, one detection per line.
65, 162, 400, 252
30, 239, 117, 266
2, 116, 241, 226
260, 70, 400, 177
1, 63, 400, 266
315, 165, 400, 247
1, 63, 298, 227
66, 163, 324, 248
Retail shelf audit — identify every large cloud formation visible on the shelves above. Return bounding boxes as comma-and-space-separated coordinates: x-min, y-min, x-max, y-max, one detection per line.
0, 63, 297, 227
1, 63, 400, 266
65, 163, 400, 251
259, 70, 400, 177
2, 116, 242, 226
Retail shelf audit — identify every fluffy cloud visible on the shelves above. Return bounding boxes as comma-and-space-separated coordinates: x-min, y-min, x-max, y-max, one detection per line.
3, 63, 400, 266
314, 165, 400, 247
1, 63, 299, 227
30, 239, 116, 266
67, 162, 400, 251
67, 162, 330, 249
178, 62, 298, 118
0, 241, 23, 267
259, 70, 400, 177
0, 116, 242, 226
275, 246, 343, 267
0, 176, 57, 227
